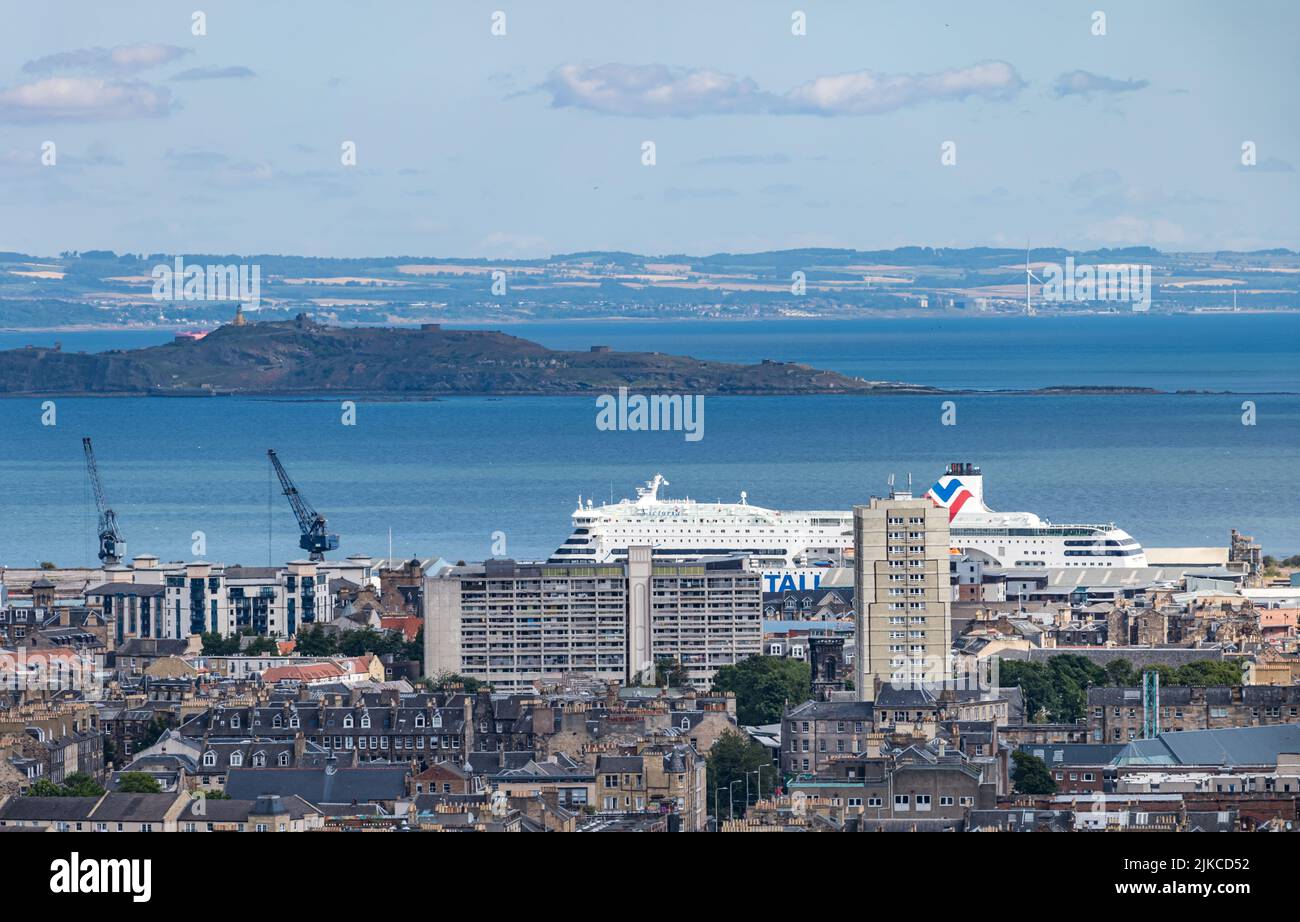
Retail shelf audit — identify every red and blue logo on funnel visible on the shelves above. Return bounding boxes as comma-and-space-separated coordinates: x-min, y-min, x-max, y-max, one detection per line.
928, 478, 972, 521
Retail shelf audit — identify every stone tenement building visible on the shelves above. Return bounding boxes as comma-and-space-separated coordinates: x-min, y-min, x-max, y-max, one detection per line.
782, 684, 1013, 775
1088, 685, 1300, 742
536, 694, 738, 759
175, 688, 540, 764
594, 739, 707, 831
788, 741, 999, 822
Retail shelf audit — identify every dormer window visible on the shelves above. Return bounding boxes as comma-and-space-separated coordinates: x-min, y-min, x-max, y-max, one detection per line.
203, 751, 216, 767
289, 715, 299, 728
360, 713, 371, 729
229, 752, 243, 767
432, 713, 442, 728
230, 715, 240, 729
272, 714, 282, 728
252, 752, 265, 767
343, 715, 353, 728
278, 752, 289, 766
414, 714, 425, 727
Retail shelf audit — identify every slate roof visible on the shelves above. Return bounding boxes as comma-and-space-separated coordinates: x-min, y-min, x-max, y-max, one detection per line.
180, 794, 320, 823
1023, 646, 1224, 667
594, 755, 643, 774
85, 793, 181, 823
785, 700, 874, 721
224, 764, 409, 804
116, 638, 189, 657
1112, 724, 1300, 767
464, 750, 539, 774
0, 796, 100, 822
1019, 742, 1125, 765
86, 582, 166, 597
1089, 685, 1296, 706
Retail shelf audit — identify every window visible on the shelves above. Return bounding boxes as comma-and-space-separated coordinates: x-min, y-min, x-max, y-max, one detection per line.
203, 751, 217, 767
229, 752, 243, 767
894, 795, 909, 811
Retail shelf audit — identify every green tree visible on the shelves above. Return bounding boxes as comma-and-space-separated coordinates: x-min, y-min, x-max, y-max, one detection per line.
1103, 659, 1138, 687
711, 656, 811, 725
200, 632, 238, 655
1011, 751, 1057, 795
404, 628, 423, 661
243, 635, 280, 656
1000, 655, 1107, 723
62, 772, 106, 797
136, 714, 173, 752
117, 772, 162, 794
425, 671, 486, 694
654, 656, 688, 688
1173, 660, 1244, 686
337, 627, 407, 658
706, 730, 776, 820
26, 779, 66, 797
28, 773, 106, 797
294, 623, 337, 656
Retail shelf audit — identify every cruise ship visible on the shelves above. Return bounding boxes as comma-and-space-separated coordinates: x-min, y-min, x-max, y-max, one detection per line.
547, 464, 1146, 590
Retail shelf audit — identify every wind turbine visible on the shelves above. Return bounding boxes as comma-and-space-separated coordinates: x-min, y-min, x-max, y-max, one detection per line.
1024, 243, 1043, 316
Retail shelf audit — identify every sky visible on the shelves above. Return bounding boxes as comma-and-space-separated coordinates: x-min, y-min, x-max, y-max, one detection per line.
1, 0, 1297, 258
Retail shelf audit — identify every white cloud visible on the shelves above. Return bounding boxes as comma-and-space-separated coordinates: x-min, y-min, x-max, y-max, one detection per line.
541, 61, 1025, 117
543, 63, 771, 117
24, 43, 192, 76
1053, 70, 1149, 98
171, 66, 257, 81
0, 77, 174, 122
781, 61, 1025, 115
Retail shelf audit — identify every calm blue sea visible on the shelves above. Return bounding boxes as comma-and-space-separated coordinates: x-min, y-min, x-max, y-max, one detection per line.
0, 315, 1296, 565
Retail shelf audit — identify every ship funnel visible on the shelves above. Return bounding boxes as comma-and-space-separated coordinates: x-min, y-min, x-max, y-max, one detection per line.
925, 462, 989, 519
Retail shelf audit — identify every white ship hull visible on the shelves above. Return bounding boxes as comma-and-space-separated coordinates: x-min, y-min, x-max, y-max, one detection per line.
547, 465, 1147, 579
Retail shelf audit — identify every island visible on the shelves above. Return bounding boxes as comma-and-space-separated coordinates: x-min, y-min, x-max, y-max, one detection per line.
0, 314, 940, 398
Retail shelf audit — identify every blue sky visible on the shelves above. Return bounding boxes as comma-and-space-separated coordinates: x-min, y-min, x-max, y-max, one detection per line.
1, 0, 1296, 257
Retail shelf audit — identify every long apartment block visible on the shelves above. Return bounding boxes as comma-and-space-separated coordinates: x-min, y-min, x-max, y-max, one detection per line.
423, 547, 761, 691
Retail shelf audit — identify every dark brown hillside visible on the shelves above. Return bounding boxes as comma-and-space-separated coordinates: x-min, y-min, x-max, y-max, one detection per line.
0, 315, 938, 397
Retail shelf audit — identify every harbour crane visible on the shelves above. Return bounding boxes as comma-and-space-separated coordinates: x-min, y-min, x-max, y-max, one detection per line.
82, 437, 124, 565
267, 449, 339, 561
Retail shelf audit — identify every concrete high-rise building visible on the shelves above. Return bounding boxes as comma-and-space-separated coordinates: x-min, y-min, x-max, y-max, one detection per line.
423, 549, 761, 691
853, 491, 951, 695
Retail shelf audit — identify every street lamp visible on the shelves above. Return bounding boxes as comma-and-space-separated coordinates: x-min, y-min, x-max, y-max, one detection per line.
728, 779, 743, 822
746, 765, 768, 807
